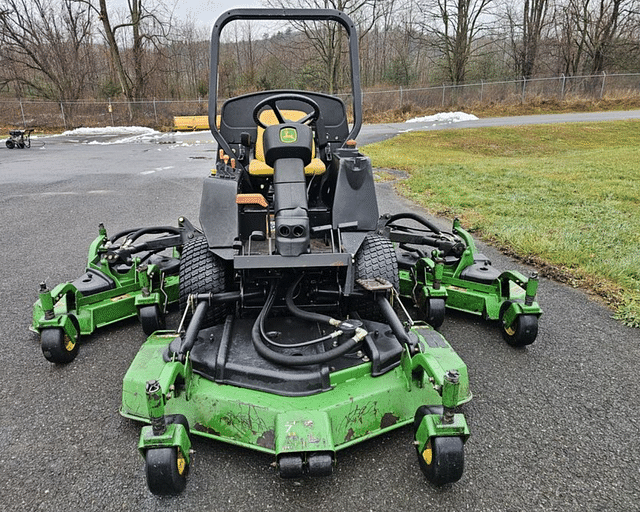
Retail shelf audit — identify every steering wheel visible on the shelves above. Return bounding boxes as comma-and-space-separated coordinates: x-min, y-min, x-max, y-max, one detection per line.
252, 93, 321, 129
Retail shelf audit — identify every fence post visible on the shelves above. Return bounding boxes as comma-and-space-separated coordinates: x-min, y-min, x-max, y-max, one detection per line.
561, 74, 566, 99
60, 102, 67, 130
480, 79, 484, 103
521, 76, 527, 103
399, 86, 403, 107
600, 71, 606, 99
442, 84, 446, 106
20, 99, 26, 128
153, 97, 158, 124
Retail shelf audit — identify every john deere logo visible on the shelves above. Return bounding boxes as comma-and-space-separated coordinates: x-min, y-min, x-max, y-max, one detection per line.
280, 128, 298, 143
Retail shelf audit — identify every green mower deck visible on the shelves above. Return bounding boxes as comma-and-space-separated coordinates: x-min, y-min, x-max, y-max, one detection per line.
121, 317, 470, 486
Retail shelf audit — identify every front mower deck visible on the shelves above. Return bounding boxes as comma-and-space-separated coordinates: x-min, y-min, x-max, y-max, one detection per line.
121, 315, 470, 477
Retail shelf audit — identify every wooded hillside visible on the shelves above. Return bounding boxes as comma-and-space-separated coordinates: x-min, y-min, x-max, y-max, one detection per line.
1, 0, 638, 104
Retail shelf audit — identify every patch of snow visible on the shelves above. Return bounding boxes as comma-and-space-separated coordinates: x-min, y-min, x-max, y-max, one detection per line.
61, 126, 157, 136
406, 112, 478, 124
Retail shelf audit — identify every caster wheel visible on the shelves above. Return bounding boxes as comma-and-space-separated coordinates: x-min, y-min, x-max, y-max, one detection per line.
138, 305, 165, 335
165, 414, 190, 433
278, 454, 304, 478
423, 298, 445, 329
41, 322, 79, 364
413, 405, 443, 432
145, 447, 188, 496
499, 301, 538, 347
6, 139, 15, 149
307, 453, 333, 477
416, 436, 464, 486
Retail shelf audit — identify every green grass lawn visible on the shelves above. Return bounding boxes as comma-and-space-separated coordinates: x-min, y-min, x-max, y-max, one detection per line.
363, 120, 640, 327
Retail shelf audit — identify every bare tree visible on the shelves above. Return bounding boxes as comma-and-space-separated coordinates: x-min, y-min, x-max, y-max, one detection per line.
0, 0, 94, 100
554, 0, 639, 76
415, 0, 495, 84
503, 0, 550, 78
263, 0, 390, 93
77, 0, 173, 101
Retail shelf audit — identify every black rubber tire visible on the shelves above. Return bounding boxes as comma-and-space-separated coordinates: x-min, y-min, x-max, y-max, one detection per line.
6, 139, 15, 149
423, 297, 446, 330
145, 447, 188, 496
499, 300, 538, 347
307, 453, 333, 477
41, 321, 80, 364
179, 236, 230, 328
138, 305, 165, 335
278, 454, 304, 478
165, 414, 190, 437
416, 436, 464, 486
352, 233, 399, 320
413, 405, 444, 432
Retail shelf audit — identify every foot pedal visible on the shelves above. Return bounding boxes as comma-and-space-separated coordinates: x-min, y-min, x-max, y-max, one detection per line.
356, 278, 394, 292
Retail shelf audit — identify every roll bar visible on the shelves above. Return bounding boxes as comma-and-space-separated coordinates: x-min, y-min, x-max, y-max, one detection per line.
208, 9, 363, 158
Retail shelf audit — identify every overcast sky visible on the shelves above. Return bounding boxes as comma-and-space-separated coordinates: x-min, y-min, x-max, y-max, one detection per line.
168, 0, 266, 28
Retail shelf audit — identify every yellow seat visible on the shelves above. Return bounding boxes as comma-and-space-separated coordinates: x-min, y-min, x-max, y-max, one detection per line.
249, 109, 326, 176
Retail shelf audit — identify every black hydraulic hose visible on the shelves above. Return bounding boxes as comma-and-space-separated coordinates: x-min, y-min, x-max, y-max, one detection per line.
179, 300, 208, 356
385, 212, 441, 235
109, 227, 145, 243
125, 226, 182, 243
260, 282, 334, 348
376, 295, 412, 347
285, 274, 338, 327
261, 289, 337, 349
251, 283, 367, 367
108, 226, 181, 245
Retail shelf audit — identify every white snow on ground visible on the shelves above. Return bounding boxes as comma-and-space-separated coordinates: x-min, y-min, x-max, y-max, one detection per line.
60, 126, 214, 145
61, 126, 157, 136
61, 126, 165, 144
406, 112, 479, 124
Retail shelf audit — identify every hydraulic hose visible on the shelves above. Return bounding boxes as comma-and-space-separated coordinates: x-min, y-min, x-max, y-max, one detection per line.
285, 274, 341, 327
385, 212, 442, 235
376, 294, 412, 346
251, 281, 367, 367
178, 300, 209, 356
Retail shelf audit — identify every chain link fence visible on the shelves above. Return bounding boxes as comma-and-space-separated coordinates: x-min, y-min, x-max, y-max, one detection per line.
2, 72, 640, 131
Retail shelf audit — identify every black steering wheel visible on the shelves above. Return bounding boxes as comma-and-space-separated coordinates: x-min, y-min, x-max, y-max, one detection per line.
252, 93, 321, 129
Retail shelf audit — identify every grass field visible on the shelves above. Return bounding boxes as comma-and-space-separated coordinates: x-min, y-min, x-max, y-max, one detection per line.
363, 119, 640, 327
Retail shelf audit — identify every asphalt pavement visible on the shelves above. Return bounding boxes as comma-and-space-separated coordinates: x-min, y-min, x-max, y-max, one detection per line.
1, 113, 638, 511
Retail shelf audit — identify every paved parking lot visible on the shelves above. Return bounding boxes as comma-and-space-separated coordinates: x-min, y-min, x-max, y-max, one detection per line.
1, 119, 638, 511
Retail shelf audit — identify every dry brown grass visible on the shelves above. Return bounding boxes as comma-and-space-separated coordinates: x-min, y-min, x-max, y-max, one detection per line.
362, 96, 640, 124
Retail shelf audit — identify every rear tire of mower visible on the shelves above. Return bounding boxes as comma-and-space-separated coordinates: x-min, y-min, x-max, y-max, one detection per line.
179, 236, 230, 328
351, 233, 399, 320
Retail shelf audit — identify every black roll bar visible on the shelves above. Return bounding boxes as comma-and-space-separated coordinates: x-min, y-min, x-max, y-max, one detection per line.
208, 9, 363, 159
